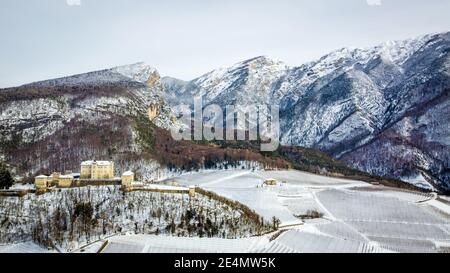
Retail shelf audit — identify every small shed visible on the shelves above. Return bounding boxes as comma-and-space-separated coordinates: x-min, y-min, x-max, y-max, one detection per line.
264, 178, 278, 186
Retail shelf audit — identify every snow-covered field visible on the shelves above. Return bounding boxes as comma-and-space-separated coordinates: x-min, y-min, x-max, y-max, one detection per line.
2, 170, 450, 253
0, 242, 57, 253
102, 234, 269, 253
164, 170, 450, 253
170, 170, 368, 226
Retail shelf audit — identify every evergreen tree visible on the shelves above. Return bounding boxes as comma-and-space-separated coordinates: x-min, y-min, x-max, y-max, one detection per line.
0, 163, 14, 189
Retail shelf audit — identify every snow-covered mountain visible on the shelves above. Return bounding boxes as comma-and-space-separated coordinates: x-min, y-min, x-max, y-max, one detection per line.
1, 32, 449, 192
20, 63, 157, 88
161, 32, 450, 192
0, 63, 175, 180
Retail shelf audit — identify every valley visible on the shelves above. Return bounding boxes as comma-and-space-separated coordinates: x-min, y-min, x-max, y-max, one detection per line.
1, 31, 450, 253
2, 169, 449, 253
1, 32, 449, 192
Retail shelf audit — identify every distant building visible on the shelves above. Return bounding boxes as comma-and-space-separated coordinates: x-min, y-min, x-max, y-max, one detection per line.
34, 160, 131, 190
58, 174, 74, 188
263, 178, 278, 186
34, 173, 74, 189
35, 175, 52, 189
52, 172, 61, 182
80, 160, 114, 180
121, 171, 135, 187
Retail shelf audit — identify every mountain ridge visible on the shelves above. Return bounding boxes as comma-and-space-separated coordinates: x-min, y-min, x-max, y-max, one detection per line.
1, 31, 449, 192
158, 31, 450, 192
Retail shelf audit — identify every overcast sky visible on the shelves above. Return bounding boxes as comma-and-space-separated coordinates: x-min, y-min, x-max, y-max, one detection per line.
1, 0, 450, 87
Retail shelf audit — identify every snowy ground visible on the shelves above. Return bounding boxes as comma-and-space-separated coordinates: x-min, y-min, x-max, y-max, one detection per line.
2, 170, 450, 253
8, 183, 35, 191
170, 170, 368, 226
0, 242, 57, 253
162, 169, 450, 253
102, 234, 270, 253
